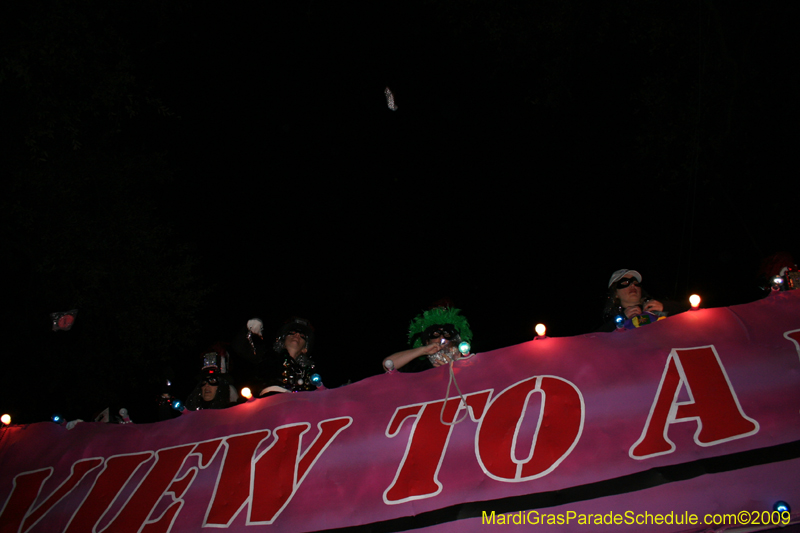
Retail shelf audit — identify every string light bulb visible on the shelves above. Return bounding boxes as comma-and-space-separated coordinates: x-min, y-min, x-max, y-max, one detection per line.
689, 294, 701, 309
241, 387, 253, 400
458, 341, 471, 354
774, 501, 790, 513
1, 414, 10, 425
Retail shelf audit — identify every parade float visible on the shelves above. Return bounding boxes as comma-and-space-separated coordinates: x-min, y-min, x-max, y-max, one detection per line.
1, 290, 799, 532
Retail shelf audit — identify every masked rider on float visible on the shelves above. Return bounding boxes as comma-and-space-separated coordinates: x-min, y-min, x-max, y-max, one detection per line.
382, 306, 473, 373
232, 317, 320, 396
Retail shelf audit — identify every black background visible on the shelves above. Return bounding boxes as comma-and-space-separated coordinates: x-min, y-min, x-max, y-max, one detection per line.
2, 1, 797, 424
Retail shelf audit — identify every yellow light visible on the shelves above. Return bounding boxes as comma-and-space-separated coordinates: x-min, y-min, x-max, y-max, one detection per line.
535, 323, 546, 337
241, 387, 253, 400
689, 294, 701, 309
1, 414, 10, 425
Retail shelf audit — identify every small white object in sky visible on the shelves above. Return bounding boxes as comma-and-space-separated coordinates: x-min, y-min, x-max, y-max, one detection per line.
385, 87, 398, 111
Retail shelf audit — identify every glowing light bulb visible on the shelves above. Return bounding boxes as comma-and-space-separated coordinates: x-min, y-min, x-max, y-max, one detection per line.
535, 323, 546, 337
171, 400, 185, 412
311, 373, 322, 386
774, 501, 790, 513
51, 414, 63, 424
384, 359, 394, 370
689, 294, 701, 309
1, 414, 10, 425
241, 387, 253, 400
458, 341, 470, 354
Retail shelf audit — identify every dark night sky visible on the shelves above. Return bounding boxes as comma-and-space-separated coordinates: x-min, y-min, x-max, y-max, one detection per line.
2, 1, 798, 423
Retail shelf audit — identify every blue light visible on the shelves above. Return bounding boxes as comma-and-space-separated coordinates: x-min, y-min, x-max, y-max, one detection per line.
171, 400, 185, 412
614, 315, 624, 328
311, 373, 322, 386
458, 341, 471, 354
51, 414, 63, 424
774, 501, 790, 513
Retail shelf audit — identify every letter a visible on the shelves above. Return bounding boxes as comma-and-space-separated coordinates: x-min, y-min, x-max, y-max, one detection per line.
630, 345, 759, 459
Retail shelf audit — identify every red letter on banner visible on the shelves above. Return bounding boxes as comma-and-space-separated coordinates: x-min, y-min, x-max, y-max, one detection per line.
785, 329, 800, 361
205, 418, 351, 527
0, 458, 102, 533
101, 444, 196, 533
204, 430, 272, 526
249, 417, 351, 524
475, 376, 583, 481
383, 391, 492, 504
630, 346, 759, 459
65, 452, 153, 532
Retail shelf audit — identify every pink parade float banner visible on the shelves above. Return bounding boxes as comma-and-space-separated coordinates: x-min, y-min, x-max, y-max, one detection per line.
2, 292, 800, 532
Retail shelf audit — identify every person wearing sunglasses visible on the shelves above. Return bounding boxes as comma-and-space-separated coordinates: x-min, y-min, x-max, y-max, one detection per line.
183, 368, 235, 411
599, 269, 684, 331
382, 306, 473, 373
231, 316, 320, 396
159, 351, 237, 419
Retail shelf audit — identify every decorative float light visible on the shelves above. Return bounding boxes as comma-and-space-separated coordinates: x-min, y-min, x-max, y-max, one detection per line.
51, 414, 64, 424
171, 399, 185, 412
458, 341, 471, 354
1, 414, 10, 425
535, 323, 547, 339
383, 359, 395, 372
311, 373, 325, 389
240, 387, 253, 400
774, 500, 791, 513
689, 294, 701, 310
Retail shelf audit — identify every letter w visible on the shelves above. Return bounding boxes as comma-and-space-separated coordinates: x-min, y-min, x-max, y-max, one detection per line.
204, 417, 351, 526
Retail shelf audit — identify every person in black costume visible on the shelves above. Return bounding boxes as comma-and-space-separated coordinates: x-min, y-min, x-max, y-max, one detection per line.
598, 269, 686, 332
231, 317, 320, 396
158, 351, 237, 419
184, 368, 235, 410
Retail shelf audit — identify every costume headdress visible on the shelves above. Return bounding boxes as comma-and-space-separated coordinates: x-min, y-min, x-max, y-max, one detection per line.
408, 307, 473, 348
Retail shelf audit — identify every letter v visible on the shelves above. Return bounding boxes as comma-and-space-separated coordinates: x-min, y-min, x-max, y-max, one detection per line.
0, 458, 102, 533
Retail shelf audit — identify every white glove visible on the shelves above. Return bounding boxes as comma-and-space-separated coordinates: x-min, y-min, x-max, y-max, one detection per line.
247, 319, 264, 336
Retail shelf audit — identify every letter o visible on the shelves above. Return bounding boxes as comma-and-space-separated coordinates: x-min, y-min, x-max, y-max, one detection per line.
475, 376, 584, 481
